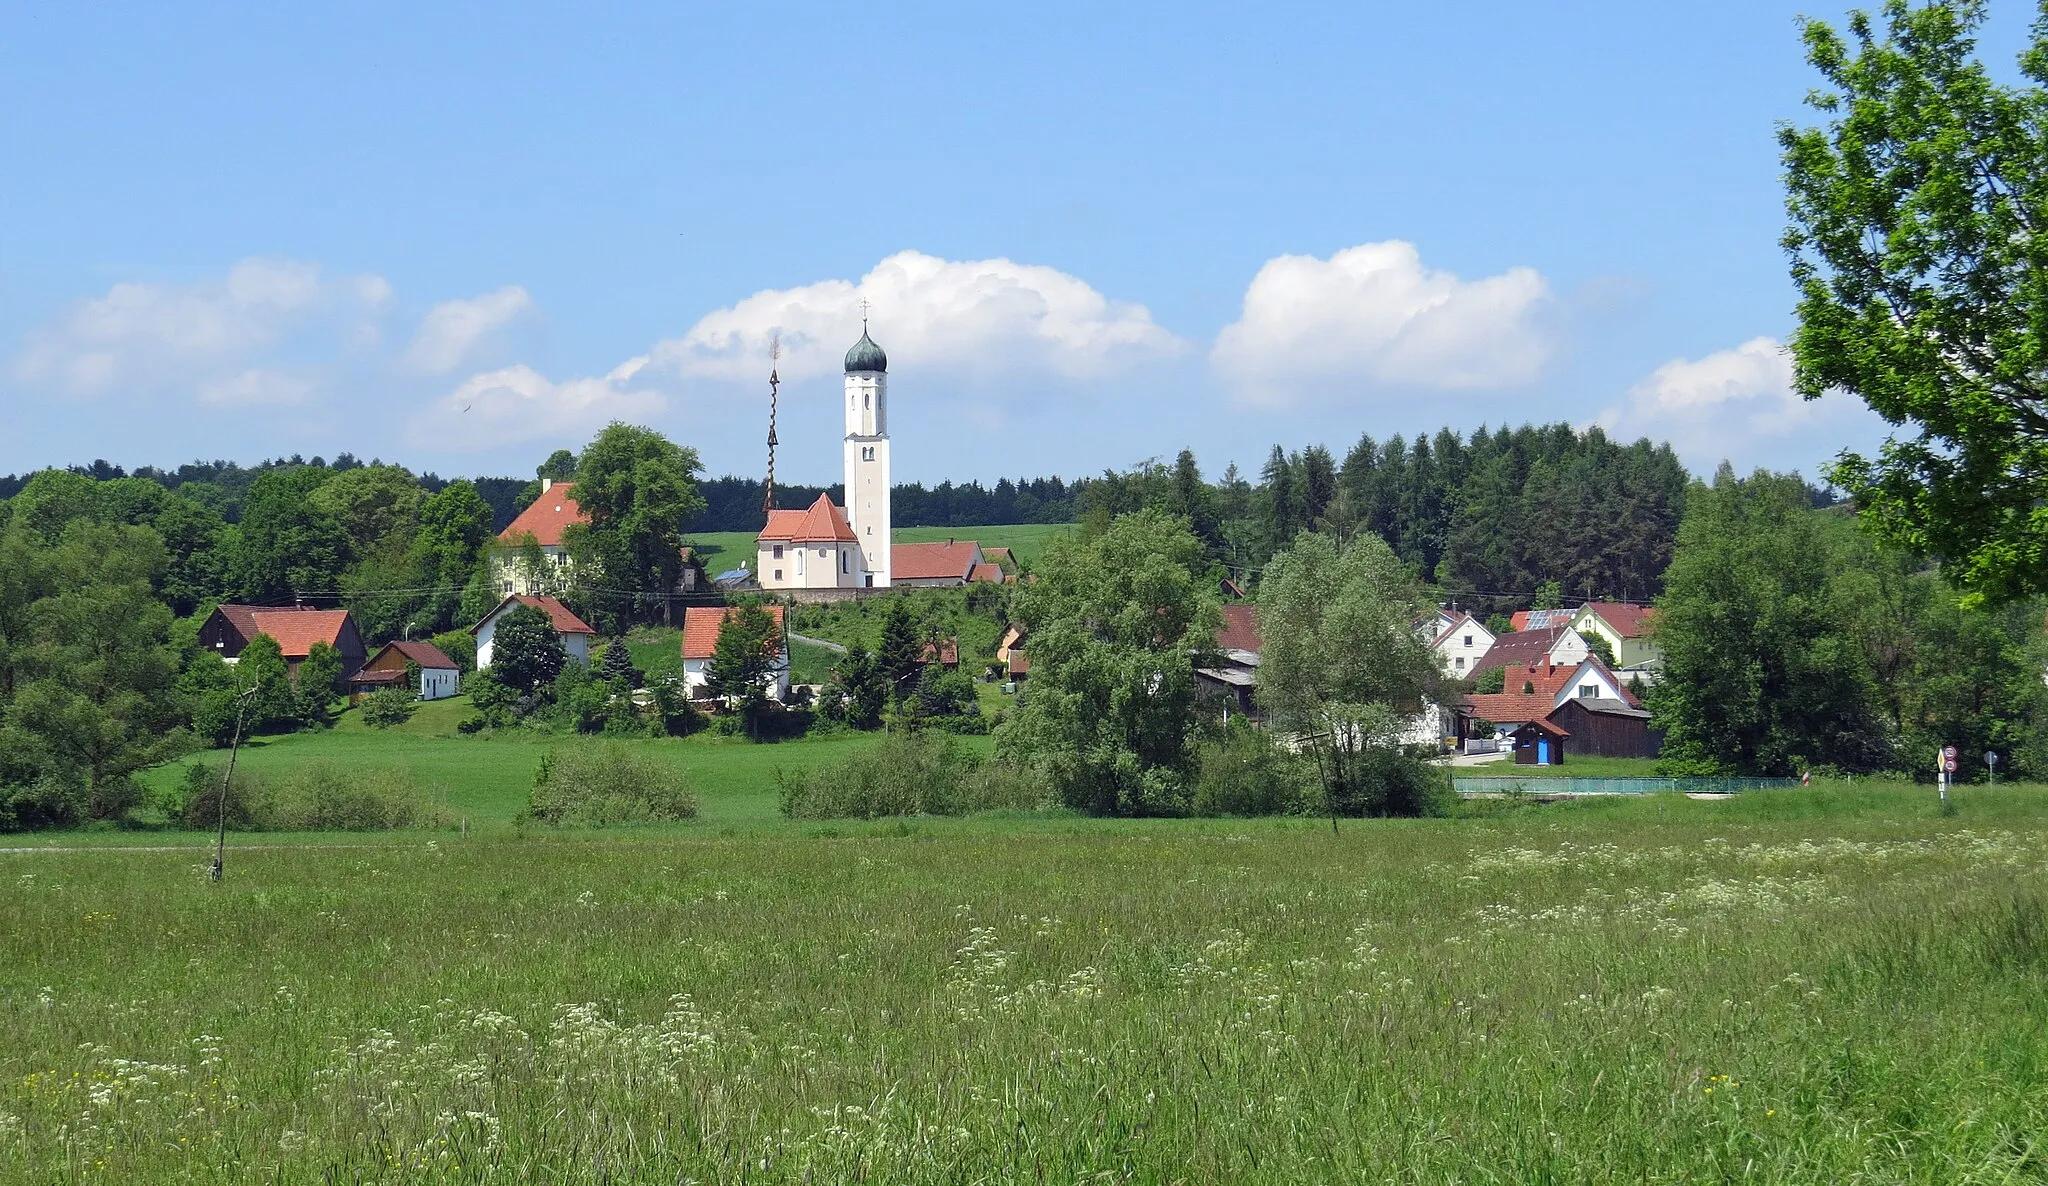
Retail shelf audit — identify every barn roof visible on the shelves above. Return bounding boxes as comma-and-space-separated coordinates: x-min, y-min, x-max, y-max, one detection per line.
1216, 603, 1261, 653
375, 640, 459, 670
215, 605, 355, 659
894, 540, 981, 581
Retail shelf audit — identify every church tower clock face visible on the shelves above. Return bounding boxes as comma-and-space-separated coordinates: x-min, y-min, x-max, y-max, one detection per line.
842, 320, 892, 588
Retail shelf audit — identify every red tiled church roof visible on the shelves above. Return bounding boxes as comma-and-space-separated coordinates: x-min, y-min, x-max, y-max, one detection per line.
681, 605, 787, 660
758, 494, 858, 544
498, 482, 586, 547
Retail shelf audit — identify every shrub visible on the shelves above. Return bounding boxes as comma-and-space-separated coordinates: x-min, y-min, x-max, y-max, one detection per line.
1194, 723, 1312, 816
360, 687, 417, 728
175, 762, 449, 831
267, 765, 449, 830
527, 743, 699, 826
177, 761, 269, 830
778, 733, 1008, 819
1348, 747, 1454, 818
647, 675, 704, 737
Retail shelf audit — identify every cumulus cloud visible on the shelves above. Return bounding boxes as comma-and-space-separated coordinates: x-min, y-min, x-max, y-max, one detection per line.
402, 285, 533, 374
12, 258, 388, 398
1600, 336, 1891, 474
1211, 241, 1552, 406
407, 359, 667, 451
654, 249, 1183, 382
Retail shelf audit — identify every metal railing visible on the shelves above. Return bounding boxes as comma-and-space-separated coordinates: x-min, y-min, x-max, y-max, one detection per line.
1454, 776, 1800, 796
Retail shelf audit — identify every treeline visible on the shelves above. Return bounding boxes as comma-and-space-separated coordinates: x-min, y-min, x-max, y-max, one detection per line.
1073, 423, 1692, 609
689, 475, 1081, 532
0, 456, 534, 533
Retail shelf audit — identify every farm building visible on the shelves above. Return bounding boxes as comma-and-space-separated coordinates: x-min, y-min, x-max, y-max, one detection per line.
198, 604, 366, 692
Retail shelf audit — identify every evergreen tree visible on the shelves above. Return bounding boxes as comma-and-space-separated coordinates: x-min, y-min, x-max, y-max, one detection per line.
491, 604, 567, 694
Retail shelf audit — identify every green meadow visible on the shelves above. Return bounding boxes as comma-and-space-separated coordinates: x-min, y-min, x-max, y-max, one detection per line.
6, 772, 2048, 1181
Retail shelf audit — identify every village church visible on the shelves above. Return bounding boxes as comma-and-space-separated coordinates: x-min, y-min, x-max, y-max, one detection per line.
756, 324, 895, 589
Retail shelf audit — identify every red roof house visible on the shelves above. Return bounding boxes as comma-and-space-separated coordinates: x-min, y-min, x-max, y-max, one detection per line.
498, 480, 586, 547
893, 539, 984, 586
472, 594, 597, 673
681, 605, 788, 660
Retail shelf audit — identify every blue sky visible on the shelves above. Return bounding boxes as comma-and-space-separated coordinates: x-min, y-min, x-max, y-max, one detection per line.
3, 2, 2032, 486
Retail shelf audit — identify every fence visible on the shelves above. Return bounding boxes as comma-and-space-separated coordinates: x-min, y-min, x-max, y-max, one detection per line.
1453, 776, 1800, 797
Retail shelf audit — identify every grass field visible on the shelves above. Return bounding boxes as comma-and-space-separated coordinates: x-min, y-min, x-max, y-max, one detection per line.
6, 783, 2048, 1180
125, 707, 995, 831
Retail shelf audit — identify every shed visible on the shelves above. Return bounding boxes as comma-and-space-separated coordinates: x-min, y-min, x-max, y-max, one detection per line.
1510, 718, 1570, 766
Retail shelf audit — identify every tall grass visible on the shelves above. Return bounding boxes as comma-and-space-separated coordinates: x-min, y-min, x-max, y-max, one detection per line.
3, 791, 2047, 1180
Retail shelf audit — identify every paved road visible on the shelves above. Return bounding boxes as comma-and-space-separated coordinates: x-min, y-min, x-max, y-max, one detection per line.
788, 631, 847, 654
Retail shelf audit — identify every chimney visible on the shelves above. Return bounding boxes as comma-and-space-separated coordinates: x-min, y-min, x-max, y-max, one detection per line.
541, 477, 553, 494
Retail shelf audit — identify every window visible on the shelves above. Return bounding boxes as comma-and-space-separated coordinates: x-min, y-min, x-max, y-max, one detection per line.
1463, 635, 1473, 647
772, 544, 783, 559
841, 550, 849, 573
1579, 684, 1597, 699
773, 569, 782, 581
1454, 657, 1466, 670
864, 392, 871, 409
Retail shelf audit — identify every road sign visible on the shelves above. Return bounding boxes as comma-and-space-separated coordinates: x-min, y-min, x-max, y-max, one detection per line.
1986, 751, 2000, 768
1941, 745, 1959, 773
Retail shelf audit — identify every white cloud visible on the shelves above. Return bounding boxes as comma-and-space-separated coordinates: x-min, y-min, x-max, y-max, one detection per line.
1600, 336, 1891, 474
402, 285, 533, 374
407, 360, 667, 451
1211, 240, 1552, 406
654, 249, 1183, 383
12, 258, 388, 398
198, 368, 318, 407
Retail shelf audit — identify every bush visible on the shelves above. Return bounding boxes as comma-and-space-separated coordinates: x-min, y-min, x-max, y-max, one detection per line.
175, 762, 449, 831
778, 733, 1031, 819
526, 743, 699, 826
1194, 723, 1312, 816
360, 687, 417, 729
1343, 747, 1454, 819
177, 762, 268, 830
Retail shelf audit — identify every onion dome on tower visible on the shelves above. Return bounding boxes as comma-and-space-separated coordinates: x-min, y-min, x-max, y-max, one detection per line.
844, 327, 888, 374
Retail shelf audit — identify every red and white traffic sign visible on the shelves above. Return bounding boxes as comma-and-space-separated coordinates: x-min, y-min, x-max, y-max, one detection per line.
1940, 745, 1959, 773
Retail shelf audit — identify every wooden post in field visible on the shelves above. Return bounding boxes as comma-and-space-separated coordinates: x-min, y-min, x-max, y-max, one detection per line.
210, 680, 261, 884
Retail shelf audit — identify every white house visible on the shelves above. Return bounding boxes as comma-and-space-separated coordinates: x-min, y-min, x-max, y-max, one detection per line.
1569, 602, 1662, 673
473, 594, 595, 671
1431, 612, 1496, 678
681, 605, 790, 702
350, 640, 463, 701
493, 479, 583, 596
758, 494, 864, 590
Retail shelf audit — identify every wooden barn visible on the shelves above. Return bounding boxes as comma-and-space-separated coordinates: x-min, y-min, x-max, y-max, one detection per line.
1547, 697, 1661, 759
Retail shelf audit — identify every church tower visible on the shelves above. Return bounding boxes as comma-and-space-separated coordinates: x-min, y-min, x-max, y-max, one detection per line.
842, 321, 891, 586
